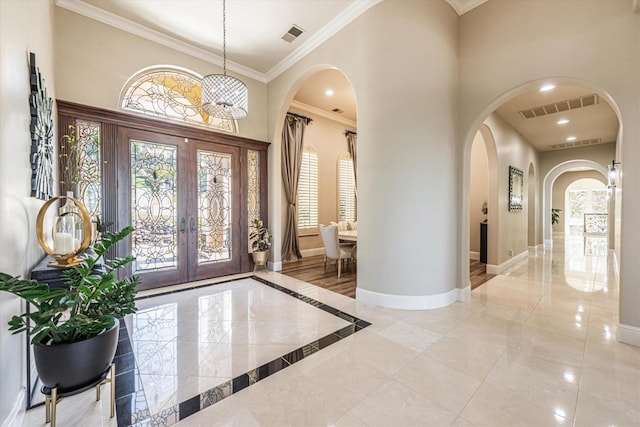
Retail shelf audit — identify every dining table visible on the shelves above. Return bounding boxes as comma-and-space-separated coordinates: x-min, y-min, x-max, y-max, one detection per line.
338, 229, 357, 242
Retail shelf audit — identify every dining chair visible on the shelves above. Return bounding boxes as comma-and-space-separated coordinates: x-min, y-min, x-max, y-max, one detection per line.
319, 224, 355, 278
329, 220, 350, 231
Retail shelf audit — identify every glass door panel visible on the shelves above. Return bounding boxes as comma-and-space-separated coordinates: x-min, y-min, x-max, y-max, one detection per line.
131, 140, 179, 273
118, 129, 188, 289
197, 150, 233, 264
190, 142, 240, 280
119, 129, 241, 288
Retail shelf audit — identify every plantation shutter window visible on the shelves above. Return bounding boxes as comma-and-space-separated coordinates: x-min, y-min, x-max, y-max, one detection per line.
298, 147, 318, 229
338, 153, 356, 222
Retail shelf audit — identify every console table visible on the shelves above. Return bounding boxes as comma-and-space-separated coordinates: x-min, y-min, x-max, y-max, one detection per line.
480, 222, 488, 264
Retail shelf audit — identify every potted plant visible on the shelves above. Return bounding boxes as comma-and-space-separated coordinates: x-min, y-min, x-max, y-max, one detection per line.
0, 226, 140, 391
249, 218, 271, 267
551, 208, 562, 226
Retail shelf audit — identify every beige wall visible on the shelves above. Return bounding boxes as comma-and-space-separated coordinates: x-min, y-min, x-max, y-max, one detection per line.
540, 143, 616, 186
551, 171, 607, 232
469, 131, 488, 253
285, 106, 356, 253
458, 0, 639, 335
0, 0, 56, 423
268, 0, 459, 301
54, 8, 269, 142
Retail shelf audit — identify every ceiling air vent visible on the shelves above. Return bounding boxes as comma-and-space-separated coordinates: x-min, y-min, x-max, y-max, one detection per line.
332, 108, 344, 114
519, 94, 599, 119
547, 138, 602, 150
281, 25, 304, 43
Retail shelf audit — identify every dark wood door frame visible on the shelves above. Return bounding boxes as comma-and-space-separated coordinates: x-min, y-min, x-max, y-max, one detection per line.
58, 100, 270, 287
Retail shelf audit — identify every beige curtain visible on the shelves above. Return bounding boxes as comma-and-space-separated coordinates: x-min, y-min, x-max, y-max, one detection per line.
346, 131, 357, 194
281, 113, 312, 261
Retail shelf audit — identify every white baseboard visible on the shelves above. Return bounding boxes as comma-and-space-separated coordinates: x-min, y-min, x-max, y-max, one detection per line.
268, 261, 282, 272
457, 285, 471, 302
544, 239, 553, 248
1, 388, 25, 427
356, 287, 457, 310
469, 251, 480, 261
618, 323, 640, 347
301, 248, 325, 257
486, 250, 528, 275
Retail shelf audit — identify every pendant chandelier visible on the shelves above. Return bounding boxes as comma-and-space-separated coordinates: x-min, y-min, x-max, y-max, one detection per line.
202, 0, 248, 120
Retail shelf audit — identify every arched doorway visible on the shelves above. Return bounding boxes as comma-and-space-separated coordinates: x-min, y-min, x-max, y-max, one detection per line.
468, 127, 498, 289
542, 160, 608, 247
460, 78, 622, 289
273, 67, 359, 293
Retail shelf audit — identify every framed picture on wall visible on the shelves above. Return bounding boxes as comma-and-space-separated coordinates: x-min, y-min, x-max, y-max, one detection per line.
509, 165, 524, 211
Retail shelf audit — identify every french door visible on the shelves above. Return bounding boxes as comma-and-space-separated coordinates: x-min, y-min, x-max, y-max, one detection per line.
118, 128, 241, 289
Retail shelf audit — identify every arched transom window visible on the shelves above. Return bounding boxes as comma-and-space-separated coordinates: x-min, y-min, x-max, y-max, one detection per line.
120, 67, 237, 133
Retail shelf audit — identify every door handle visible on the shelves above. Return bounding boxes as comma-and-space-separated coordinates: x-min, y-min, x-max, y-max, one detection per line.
190, 217, 196, 233
180, 217, 186, 233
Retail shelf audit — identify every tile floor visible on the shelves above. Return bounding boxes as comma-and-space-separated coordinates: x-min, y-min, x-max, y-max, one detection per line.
21, 235, 640, 426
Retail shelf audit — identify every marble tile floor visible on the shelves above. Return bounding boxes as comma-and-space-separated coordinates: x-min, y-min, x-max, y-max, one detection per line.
21, 235, 640, 426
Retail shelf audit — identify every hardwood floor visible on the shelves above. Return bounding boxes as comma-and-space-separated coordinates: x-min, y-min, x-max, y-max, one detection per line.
281, 255, 495, 298
470, 259, 495, 290
280, 255, 357, 298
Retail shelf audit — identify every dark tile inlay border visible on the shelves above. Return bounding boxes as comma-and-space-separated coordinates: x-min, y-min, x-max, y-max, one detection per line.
115, 275, 371, 426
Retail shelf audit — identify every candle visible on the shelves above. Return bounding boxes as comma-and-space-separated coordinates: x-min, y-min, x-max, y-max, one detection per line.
54, 232, 74, 254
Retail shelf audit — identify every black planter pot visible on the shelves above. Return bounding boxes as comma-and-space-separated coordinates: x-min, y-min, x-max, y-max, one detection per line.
33, 320, 120, 391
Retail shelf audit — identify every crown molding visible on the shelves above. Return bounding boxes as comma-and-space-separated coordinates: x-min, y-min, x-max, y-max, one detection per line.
265, 0, 383, 82
444, 0, 488, 16
289, 100, 357, 128
55, 0, 383, 85
55, 0, 267, 83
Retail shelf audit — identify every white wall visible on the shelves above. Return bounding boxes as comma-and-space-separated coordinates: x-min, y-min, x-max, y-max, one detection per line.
0, 1, 56, 424
268, 0, 459, 307
458, 0, 639, 341
54, 7, 269, 142
469, 131, 488, 254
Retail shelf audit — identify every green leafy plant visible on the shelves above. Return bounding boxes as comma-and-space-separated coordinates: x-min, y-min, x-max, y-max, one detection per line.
249, 219, 271, 252
551, 208, 562, 226
0, 226, 140, 345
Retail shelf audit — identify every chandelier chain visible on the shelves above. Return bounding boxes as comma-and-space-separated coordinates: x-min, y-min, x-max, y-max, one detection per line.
222, 0, 227, 76
201, 0, 248, 120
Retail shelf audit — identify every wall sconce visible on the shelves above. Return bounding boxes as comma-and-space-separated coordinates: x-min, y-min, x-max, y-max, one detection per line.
608, 159, 621, 188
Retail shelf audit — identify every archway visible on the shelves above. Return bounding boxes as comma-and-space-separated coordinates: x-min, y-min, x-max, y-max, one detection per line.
542, 160, 608, 247
468, 129, 497, 289
268, 64, 354, 272
459, 76, 623, 296
270, 66, 358, 277
458, 77, 622, 304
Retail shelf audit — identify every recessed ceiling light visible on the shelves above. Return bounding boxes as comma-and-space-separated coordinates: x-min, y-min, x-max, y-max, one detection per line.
557, 119, 569, 125
566, 136, 577, 141
325, 89, 334, 97
540, 84, 556, 92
